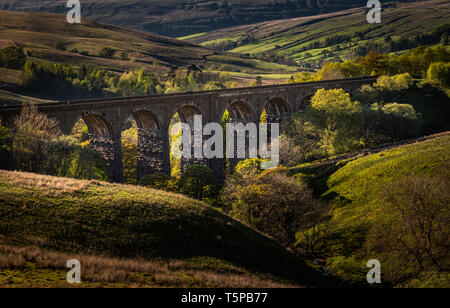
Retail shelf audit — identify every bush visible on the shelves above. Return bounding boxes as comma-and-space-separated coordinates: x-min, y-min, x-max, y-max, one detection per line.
98, 47, 115, 59
178, 165, 219, 201
53, 41, 66, 51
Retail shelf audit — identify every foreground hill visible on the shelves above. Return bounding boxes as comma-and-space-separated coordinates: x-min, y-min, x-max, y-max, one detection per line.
290, 132, 450, 287
184, 0, 450, 64
0, 0, 417, 37
0, 170, 330, 288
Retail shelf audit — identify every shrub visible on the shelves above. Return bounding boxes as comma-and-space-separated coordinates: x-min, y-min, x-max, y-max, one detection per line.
53, 41, 66, 51
98, 47, 115, 59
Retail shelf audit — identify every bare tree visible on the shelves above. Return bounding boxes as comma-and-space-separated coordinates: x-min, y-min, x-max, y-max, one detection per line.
10, 103, 61, 173
368, 175, 450, 282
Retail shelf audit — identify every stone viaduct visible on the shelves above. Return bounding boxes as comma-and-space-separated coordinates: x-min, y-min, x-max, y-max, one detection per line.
0, 76, 377, 183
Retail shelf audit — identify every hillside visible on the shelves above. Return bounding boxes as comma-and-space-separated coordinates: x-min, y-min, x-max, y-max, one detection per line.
290, 132, 450, 286
183, 0, 450, 64
0, 170, 330, 288
0, 0, 418, 37
0, 10, 255, 72
0, 10, 300, 103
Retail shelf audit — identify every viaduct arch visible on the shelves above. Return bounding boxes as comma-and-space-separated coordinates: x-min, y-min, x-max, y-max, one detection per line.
0, 77, 376, 183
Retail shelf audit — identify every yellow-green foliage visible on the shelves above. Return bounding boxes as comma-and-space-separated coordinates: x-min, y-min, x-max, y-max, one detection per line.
309, 89, 364, 155
427, 62, 450, 87
374, 73, 414, 92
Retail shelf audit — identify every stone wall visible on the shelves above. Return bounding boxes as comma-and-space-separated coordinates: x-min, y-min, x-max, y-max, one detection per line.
137, 128, 166, 179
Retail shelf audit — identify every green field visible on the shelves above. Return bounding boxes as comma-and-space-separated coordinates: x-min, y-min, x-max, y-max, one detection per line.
184, 1, 450, 63
289, 133, 450, 286
0, 170, 330, 288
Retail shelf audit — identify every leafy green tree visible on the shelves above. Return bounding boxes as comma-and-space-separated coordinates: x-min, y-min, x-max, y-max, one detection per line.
67, 143, 109, 181
178, 165, 219, 201
315, 62, 344, 80
379, 103, 420, 140
0, 46, 27, 69
427, 62, 450, 88
221, 166, 325, 247
307, 88, 364, 155
375, 73, 414, 92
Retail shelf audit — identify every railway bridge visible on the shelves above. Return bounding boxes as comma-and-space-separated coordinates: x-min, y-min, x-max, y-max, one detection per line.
0, 77, 377, 182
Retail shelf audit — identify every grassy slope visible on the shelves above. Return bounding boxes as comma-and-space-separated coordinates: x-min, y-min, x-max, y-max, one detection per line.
0, 0, 411, 37
0, 170, 330, 288
0, 10, 297, 75
184, 0, 450, 62
290, 133, 450, 256
0, 10, 298, 102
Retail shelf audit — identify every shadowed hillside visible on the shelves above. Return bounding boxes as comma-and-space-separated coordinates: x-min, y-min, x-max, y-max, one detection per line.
0, 170, 332, 288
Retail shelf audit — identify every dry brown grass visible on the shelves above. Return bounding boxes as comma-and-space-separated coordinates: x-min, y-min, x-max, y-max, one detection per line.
0, 170, 96, 195
0, 243, 299, 288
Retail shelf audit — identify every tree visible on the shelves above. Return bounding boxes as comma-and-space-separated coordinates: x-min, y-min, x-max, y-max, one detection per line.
121, 138, 137, 184
307, 88, 364, 155
427, 62, 450, 88
221, 165, 326, 247
0, 121, 11, 170
367, 176, 450, 285
178, 165, 219, 201
67, 143, 109, 181
0, 46, 27, 69
379, 103, 420, 140
10, 103, 61, 173
315, 62, 344, 80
